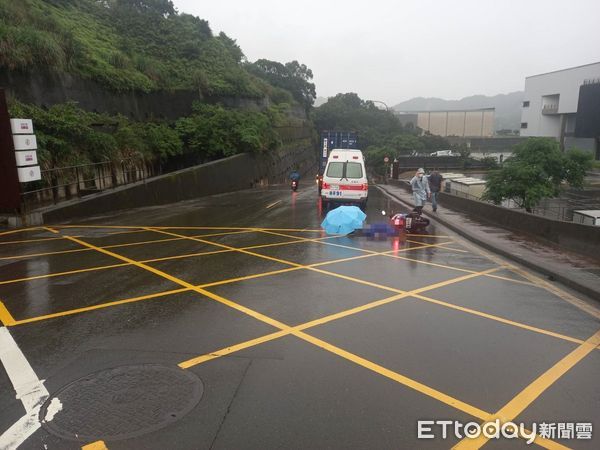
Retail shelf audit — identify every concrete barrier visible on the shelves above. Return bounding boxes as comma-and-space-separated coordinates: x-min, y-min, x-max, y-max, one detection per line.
388, 179, 600, 260
41, 141, 315, 223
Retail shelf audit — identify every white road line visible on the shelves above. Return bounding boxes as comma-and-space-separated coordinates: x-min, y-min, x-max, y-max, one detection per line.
266, 200, 282, 209
0, 326, 49, 449
0, 408, 43, 450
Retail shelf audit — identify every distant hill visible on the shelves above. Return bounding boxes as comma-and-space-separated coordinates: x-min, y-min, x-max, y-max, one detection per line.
393, 91, 523, 131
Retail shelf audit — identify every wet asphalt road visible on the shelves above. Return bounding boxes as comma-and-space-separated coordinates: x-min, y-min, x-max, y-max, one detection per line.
0, 185, 599, 450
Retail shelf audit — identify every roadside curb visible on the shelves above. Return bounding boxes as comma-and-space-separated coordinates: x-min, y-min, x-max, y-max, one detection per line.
376, 184, 600, 303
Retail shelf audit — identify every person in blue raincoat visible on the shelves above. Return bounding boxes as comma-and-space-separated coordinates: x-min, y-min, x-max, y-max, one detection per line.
290, 168, 300, 182
410, 168, 430, 213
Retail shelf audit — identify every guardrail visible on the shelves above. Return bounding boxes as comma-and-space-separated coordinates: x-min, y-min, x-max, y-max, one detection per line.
20, 158, 157, 212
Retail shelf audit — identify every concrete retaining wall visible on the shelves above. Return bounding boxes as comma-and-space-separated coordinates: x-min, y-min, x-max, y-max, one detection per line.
1, 70, 275, 121
388, 179, 600, 260
41, 138, 315, 223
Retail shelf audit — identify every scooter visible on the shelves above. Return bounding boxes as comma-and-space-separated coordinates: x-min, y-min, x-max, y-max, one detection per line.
383, 208, 430, 233
291, 179, 298, 191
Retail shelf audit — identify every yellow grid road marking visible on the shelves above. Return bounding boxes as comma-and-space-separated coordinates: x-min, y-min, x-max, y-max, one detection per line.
25, 224, 591, 450
179, 268, 501, 368
0, 227, 43, 237
411, 293, 587, 346
452, 238, 600, 320
0, 233, 337, 285
51, 225, 323, 232
3, 289, 190, 326
294, 330, 493, 420
0, 230, 254, 261
0, 247, 91, 261
3, 228, 593, 359
0, 236, 72, 246
0, 300, 16, 326
62, 235, 292, 332
179, 266, 599, 370
4, 267, 305, 326
82, 441, 108, 450
1, 242, 448, 324
146, 227, 458, 292
9, 228, 578, 449
179, 330, 291, 368
453, 329, 600, 449
0, 262, 131, 286
104, 229, 148, 236
258, 229, 527, 285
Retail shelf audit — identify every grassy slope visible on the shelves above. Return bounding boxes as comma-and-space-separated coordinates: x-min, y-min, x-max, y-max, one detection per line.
0, 0, 271, 97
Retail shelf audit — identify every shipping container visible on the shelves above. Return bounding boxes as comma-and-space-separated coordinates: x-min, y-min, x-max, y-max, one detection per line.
319, 131, 358, 175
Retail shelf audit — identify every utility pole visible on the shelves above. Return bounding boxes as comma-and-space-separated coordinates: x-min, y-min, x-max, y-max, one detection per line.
0, 89, 21, 211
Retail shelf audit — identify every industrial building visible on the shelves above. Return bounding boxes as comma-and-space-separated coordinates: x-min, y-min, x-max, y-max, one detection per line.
520, 62, 600, 157
396, 109, 495, 137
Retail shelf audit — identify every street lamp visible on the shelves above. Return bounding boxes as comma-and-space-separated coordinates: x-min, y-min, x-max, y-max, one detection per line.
369, 100, 389, 111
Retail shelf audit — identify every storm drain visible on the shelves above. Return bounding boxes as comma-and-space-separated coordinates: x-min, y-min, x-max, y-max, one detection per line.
40, 364, 204, 441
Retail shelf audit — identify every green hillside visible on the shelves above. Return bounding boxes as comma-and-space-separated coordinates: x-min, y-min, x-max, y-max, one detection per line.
0, 0, 285, 99
0, 0, 318, 169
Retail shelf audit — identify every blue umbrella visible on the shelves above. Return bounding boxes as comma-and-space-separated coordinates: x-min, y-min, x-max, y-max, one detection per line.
321, 205, 366, 235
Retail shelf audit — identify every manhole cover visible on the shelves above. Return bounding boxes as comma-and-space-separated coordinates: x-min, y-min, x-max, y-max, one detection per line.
40, 364, 203, 441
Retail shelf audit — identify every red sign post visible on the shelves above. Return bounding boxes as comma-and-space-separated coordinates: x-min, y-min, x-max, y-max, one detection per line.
0, 89, 21, 211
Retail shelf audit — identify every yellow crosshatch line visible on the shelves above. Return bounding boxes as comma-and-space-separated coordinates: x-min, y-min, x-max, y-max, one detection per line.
50, 224, 325, 232
1, 226, 594, 356
1, 225, 594, 449
0, 232, 386, 285
0, 232, 347, 284
44, 229, 506, 435
81, 229, 569, 447
143, 227, 464, 292
0, 229, 255, 261
0, 235, 76, 246
256, 229, 534, 286
0, 226, 43, 237
5, 226, 585, 448
81, 440, 108, 450
447, 234, 600, 321
453, 329, 600, 450
0, 238, 455, 324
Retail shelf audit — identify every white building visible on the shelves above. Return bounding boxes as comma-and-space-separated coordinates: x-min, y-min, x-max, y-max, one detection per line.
397, 109, 495, 137
520, 62, 600, 154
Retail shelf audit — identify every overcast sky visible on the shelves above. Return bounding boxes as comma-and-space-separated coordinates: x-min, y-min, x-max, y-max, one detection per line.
173, 0, 600, 106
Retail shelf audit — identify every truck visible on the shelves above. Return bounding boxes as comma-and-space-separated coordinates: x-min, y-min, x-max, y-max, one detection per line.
317, 131, 358, 193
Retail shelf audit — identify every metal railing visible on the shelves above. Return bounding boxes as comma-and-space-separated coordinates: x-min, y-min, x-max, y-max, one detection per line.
20, 158, 159, 212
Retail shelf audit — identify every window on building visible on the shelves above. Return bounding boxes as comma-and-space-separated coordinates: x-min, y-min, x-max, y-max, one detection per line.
522, 101, 530, 107
521, 122, 528, 129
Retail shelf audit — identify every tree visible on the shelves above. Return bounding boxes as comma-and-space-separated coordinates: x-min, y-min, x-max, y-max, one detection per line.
247, 59, 316, 109
389, 134, 423, 156
482, 138, 593, 212
364, 145, 394, 176
313, 93, 404, 148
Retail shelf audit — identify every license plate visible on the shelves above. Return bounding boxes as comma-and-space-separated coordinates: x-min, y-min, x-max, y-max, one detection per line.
406, 218, 412, 228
